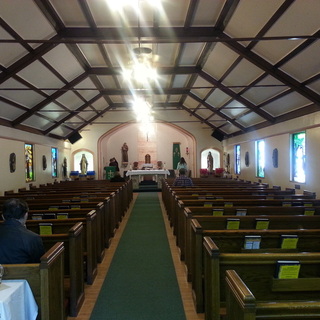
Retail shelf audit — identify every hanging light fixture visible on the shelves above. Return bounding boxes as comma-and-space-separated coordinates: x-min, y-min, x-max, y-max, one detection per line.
121, 0, 159, 89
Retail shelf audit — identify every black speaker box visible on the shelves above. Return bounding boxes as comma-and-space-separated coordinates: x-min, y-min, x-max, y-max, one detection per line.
211, 130, 224, 141
68, 131, 82, 144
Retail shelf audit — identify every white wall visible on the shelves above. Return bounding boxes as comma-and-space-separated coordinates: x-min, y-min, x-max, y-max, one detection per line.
224, 111, 320, 196
0, 128, 70, 195
6, 110, 320, 195
70, 121, 224, 178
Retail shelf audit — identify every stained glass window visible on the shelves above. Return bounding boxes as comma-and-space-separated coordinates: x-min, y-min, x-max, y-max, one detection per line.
52, 147, 58, 177
256, 140, 265, 178
235, 145, 241, 174
292, 132, 306, 183
25, 143, 34, 182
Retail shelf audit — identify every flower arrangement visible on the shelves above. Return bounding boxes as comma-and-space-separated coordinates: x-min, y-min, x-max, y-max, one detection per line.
200, 169, 209, 177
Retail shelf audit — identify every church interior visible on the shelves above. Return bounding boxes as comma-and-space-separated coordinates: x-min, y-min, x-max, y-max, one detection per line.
0, 1, 320, 319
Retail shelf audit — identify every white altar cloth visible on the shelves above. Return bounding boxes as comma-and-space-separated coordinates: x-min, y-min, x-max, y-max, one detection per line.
0, 280, 38, 320
126, 170, 170, 189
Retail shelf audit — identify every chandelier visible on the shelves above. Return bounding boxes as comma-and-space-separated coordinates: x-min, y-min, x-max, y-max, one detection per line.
123, 46, 159, 88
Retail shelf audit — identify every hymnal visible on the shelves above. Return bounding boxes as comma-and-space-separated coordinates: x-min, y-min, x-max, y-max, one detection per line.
43, 213, 56, 219
212, 209, 224, 216
282, 202, 292, 207
204, 202, 213, 207
275, 260, 300, 279
224, 202, 233, 207
226, 218, 240, 230
304, 208, 315, 216
57, 213, 69, 219
304, 202, 313, 207
32, 214, 43, 220
255, 218, 269, 230
236, 209, 247, 216
244, 235, 261, 249
280, 235, 298, 249
39, 223, 53, 235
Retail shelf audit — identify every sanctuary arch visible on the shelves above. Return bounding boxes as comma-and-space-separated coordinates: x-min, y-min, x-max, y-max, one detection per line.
97, 122, 196, 179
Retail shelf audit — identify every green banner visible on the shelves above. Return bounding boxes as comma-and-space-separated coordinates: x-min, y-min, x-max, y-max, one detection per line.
173, 143, 181, 170
104, 166, 116, 180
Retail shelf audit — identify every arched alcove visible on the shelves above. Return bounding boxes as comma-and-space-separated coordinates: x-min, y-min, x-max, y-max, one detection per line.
97, 122, 196, 179
200, 148, 222, 171
72, 150, 94, 172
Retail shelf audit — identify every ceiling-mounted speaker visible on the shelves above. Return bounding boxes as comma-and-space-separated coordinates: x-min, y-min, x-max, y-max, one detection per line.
211, 130, 224, 142
68, 131, 82, 144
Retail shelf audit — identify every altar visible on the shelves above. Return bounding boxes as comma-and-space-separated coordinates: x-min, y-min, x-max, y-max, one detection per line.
126, 169, 170, 189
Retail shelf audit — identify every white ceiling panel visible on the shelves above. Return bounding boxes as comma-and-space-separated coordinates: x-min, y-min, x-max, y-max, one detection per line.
261, 92, 313, 117
202, 43, 239, 79
236, 112, 266, 128
0, 0, 318, 140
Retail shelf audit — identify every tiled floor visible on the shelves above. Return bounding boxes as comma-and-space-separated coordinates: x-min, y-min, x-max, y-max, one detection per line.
68, 192, 204, 320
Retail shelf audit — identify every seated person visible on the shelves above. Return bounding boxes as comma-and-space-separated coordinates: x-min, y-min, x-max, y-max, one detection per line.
172, 168, 194, 187
0, 198, 45, 263
110, 171, 125, 182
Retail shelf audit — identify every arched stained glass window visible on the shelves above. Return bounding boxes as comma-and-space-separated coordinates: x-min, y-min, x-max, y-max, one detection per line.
292, 132, 305, 183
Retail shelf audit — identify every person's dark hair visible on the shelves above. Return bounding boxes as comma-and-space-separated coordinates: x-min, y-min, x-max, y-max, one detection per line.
180, 157, 186, 164
2, 198, 29, 220
179, 168, 186, 175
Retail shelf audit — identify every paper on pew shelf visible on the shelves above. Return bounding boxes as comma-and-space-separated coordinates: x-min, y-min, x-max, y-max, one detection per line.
255, 218, 269, 230
39, 223, 53, 235
275, 260, 301, 279
226, 219, 240, 230
244, 235, 261, 249
280, 235, 298, 249
304, 208, 315, 215
212, 209, 223, 216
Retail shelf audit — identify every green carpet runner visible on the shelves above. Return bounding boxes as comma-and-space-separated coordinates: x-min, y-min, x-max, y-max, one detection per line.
90, 192, 186, 320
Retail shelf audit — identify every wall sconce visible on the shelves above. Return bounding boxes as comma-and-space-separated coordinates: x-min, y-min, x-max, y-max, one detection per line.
186, 147, 189, 155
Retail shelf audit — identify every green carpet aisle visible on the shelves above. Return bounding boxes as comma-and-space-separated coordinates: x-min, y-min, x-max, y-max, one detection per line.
90, 192, 186, 320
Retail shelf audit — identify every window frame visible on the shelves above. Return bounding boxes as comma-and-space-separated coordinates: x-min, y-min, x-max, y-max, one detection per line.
234, 144, 241, 174
256, 139, 265, 178
291, 131, 306, 183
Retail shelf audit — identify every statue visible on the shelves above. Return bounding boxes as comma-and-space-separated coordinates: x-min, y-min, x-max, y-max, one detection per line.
62, 157, 68, 178
207, 151, 214, 173
121, 143, 129, 164
80, 154, 88, 174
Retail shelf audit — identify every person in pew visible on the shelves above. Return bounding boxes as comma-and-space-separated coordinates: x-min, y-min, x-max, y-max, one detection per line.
0, 198, 45, 264
110, 171, 125, 182
172, 168, 194, 187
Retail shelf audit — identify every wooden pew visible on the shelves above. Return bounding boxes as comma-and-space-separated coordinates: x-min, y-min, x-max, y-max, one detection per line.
178, 204, 320, 259
203, 236, 320, 320
191, 226, 320, 313
225, 269, 320, 320
182, 212, 320, 279
171, 198, 320, 253
3, 242, 65, 320
27, 222, 85, 317
23, 201, 106, 263
27, 209, 98, 285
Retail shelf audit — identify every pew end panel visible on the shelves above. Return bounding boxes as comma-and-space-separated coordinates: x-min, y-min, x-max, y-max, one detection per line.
3, 242, 66, 320
225, 270, 320, 320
